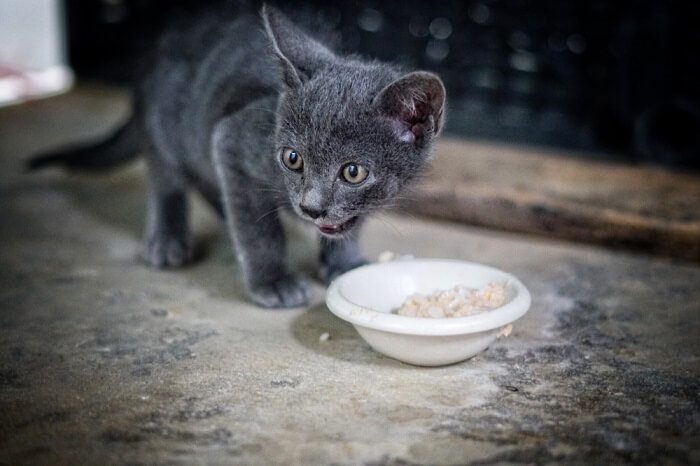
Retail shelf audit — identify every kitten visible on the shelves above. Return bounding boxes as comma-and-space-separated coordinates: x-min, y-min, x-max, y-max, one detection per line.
29, 5, 446, 308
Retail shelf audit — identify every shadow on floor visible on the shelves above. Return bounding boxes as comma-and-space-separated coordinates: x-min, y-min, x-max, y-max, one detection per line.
290, 302, 421, 369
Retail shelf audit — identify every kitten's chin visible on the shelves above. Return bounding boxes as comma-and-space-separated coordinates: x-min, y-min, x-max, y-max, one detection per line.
315, 216, 359, 237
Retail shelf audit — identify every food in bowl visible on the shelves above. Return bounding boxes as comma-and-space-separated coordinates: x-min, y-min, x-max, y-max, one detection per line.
325, 259, 531, 366
393, 282, 507, 318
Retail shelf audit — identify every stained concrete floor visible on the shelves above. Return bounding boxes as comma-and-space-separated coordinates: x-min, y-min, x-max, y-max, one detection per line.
1, 85, 699, 465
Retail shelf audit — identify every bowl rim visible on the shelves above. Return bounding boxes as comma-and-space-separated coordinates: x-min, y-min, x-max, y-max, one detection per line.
325, 259, 532, 336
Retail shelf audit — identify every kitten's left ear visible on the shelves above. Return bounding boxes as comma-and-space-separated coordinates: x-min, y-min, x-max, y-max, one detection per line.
262, 4, 337, 89
373, 71, 446, 144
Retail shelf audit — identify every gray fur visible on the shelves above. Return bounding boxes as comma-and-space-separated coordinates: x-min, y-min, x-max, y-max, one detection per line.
29, 5, 446, 308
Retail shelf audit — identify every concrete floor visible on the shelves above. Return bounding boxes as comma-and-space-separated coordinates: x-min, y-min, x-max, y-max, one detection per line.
1, 86, 699, 465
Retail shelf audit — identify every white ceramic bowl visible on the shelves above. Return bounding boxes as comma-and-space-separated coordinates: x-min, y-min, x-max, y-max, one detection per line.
325, 259, 531, 366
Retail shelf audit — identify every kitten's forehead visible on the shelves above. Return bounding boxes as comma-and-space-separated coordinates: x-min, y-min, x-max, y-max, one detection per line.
307, 67, 384, 109
279, 64, 398, 152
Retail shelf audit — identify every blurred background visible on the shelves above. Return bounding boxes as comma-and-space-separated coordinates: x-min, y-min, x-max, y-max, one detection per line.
57, 0, 700, 169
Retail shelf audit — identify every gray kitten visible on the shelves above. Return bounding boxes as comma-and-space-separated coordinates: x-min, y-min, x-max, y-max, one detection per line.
29, 5, 446, 308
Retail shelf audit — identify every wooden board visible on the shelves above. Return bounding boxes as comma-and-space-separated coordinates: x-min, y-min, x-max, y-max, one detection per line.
407, 139, 700, 261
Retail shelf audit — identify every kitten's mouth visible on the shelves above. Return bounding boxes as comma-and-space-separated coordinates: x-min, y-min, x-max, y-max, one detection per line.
315, 217, 357, 236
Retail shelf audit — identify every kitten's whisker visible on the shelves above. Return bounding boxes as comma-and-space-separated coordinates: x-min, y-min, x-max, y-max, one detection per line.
373, 213, 407, 239
253, 187, 286, 194
255, 206, 284, 223
244, 107, 277, 115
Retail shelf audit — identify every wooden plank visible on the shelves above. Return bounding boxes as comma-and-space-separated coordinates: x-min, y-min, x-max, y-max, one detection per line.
407, 139, 700, 261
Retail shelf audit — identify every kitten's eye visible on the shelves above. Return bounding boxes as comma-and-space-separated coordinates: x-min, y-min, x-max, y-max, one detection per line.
282, 148, 303, 171
341, 163, 368, 184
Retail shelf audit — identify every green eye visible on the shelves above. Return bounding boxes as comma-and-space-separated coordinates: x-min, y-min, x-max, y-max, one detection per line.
282, 148, 303, 171
342, 163, 368, 184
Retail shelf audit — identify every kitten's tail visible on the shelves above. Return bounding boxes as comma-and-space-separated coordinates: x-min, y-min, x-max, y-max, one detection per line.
26, 117, 143, 172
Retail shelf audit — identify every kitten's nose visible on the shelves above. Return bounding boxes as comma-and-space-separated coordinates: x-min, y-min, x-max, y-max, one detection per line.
299, 203, 326, 220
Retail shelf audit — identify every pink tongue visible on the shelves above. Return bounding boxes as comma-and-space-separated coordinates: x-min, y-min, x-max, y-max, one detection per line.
318, 224, 341, 234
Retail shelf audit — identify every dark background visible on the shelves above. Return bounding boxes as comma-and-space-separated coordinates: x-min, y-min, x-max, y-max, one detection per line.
65, 0, 699, 169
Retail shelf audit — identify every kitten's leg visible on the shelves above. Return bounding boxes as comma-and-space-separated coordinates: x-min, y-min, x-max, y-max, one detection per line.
319, 235, 369, 283
143, 157, 193, 267
218, 170, 310, 307
213, 123, 310, 308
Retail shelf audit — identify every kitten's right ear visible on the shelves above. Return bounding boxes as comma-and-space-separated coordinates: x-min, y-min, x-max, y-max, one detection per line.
262, 4, 337, 89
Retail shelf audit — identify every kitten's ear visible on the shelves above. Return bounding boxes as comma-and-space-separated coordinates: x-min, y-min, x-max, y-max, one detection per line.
373, 71, 446, 144
262, 4, 337, 89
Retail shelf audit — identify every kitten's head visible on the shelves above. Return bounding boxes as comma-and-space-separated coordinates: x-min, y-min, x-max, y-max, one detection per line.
263, 5, 445, 237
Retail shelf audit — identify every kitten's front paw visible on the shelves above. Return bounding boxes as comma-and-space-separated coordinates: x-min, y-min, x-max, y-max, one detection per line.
145, 232, 193, 268
248, 274, 311, 309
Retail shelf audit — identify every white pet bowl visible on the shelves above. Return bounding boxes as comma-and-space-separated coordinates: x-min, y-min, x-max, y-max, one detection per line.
325, 259, 531, 366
